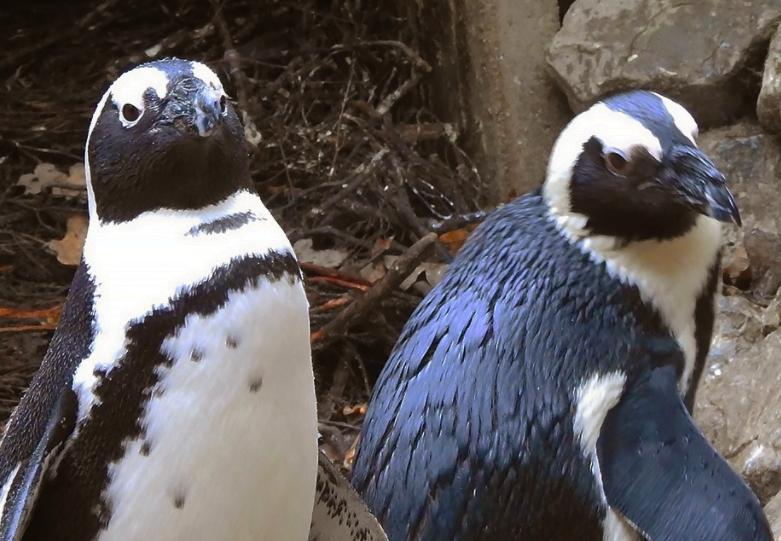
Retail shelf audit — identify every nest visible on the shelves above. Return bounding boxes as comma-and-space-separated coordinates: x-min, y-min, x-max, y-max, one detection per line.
0, 0, 488, 444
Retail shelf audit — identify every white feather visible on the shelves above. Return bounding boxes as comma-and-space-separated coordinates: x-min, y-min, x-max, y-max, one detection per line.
72, 190, 291, 420
68, 187, 317, 540
573, 373, 642, 541
97, 275, 316, 541
0, 463, 20, 519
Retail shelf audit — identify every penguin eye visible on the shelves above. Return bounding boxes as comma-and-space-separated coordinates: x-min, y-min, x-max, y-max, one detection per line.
219, 95, 227, 114
603, 149, 632, 177
120, 104, 142, 124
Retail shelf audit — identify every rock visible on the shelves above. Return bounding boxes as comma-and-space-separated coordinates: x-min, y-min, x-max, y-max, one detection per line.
765, 294, 781, 331
695, 324, 781, 504
764, 488, 781, 539
707, 295, 766, 373
759, 25, 781, 135
698, 123, 781, 283
410, 0, 571, 199
738, 443, 781, 504
744, 228, 781, 297
547, 0, 781, 127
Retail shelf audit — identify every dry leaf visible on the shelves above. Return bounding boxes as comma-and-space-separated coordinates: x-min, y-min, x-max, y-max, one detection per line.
723, 245, 751, 287
439, 228, 471, 255
18, 162, 86, 199
359, 260, 387, 283
399, 262, 449, 290
51, 163, 87, 198
293, 238, 348, 268
47, 215, 89, 265
342, 403, 367, 416
371, 237, 393, 257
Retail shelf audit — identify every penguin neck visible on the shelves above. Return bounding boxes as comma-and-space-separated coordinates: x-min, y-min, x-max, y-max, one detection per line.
552, 207, 723, 395
81, 188, 295, 337
76, 188, 298, 422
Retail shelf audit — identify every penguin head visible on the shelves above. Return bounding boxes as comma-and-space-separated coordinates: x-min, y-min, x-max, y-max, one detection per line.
543, 90, 740, 242
85, 58, 252, 223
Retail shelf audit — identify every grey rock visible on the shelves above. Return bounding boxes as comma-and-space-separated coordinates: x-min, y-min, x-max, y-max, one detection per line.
695, 323, 781, 504
764, 487, 781, 539
759, 25, 781, 135
698, 123, 781, 270
737, 443, 781, 504
744, 228, 781, 297
708, 295, 766, 372
547, 0, 781, 127
413, 0, 571, 198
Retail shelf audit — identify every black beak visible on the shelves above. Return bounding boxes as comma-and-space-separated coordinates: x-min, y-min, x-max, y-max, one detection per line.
664, 145, 741, 226
191, 85, 223, 138
166, 82, 224, 138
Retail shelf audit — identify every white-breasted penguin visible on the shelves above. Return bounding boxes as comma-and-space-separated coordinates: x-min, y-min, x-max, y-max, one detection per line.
352, 91, 773, 541
0, 58, 387, 541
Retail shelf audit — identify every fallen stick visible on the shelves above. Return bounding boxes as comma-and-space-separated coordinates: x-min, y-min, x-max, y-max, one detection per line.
311, 233, 437, 348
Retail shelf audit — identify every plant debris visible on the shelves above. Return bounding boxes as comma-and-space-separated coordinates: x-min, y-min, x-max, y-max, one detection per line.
0, 0, 488, 457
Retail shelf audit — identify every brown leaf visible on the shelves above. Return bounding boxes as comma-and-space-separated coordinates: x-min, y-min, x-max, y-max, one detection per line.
439, 228, 470, 255
47, 215, 88, 266
723, 245, 752, 288
342, 403, 367, 417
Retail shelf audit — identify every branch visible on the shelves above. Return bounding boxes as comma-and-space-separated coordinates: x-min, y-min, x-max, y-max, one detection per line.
208, 0, 255, 139
311, 233, 437, 348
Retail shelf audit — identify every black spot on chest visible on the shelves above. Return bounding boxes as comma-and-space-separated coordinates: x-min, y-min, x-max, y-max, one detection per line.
186, 211, 260, 236
21, 251, 301, 541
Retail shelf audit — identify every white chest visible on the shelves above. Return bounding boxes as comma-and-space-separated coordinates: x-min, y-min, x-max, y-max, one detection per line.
96, 279, 317, 541
577, 215, 722, 393
69, 191, 318, 540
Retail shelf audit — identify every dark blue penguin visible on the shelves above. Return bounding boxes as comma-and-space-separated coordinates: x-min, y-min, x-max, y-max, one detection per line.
351, 91, 772, 541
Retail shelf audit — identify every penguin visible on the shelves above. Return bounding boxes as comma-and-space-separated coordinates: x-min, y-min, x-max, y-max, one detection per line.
351, 90, 773, 541
0, 58, 386, 541
309, 448, 388, 541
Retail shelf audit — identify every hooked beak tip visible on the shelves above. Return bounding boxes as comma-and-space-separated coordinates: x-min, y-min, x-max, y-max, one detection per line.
707, 200, 741, 227
668, 146, 740, 227
703, 176, 741, 227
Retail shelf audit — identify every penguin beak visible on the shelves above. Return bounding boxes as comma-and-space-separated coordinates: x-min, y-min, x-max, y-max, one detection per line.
190, 86, 224, 138
663, 145, 741, 226
166, 82, 224, 138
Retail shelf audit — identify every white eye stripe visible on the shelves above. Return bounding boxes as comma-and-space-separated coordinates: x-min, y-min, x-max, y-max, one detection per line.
654, 93, 699, 145
190, 61, 225, 94
108, 66, 169, 129
543, 103, 663, 220
109, 67, 169, 109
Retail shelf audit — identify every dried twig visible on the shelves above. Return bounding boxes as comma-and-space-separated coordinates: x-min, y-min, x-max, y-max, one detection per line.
427, 210, 489, 233
311, 233, 437, 349
208, 0, 253, 127
0, 0, 120, 73
376, 72, 423, 117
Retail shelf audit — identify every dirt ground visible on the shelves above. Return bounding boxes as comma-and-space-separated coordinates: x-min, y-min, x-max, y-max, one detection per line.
0, 0, 487, 463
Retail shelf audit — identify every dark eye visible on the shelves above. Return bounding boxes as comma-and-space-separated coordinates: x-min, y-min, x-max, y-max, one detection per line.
121, 104, 141, 123
604, 149, 632, 176
218, 95, 227, 114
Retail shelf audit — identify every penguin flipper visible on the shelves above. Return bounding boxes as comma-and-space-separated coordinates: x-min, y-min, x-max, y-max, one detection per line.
308, 450, 388, 541
0, 263, 92, 541
0, 387, 77, 541
596, 365, 772, 541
